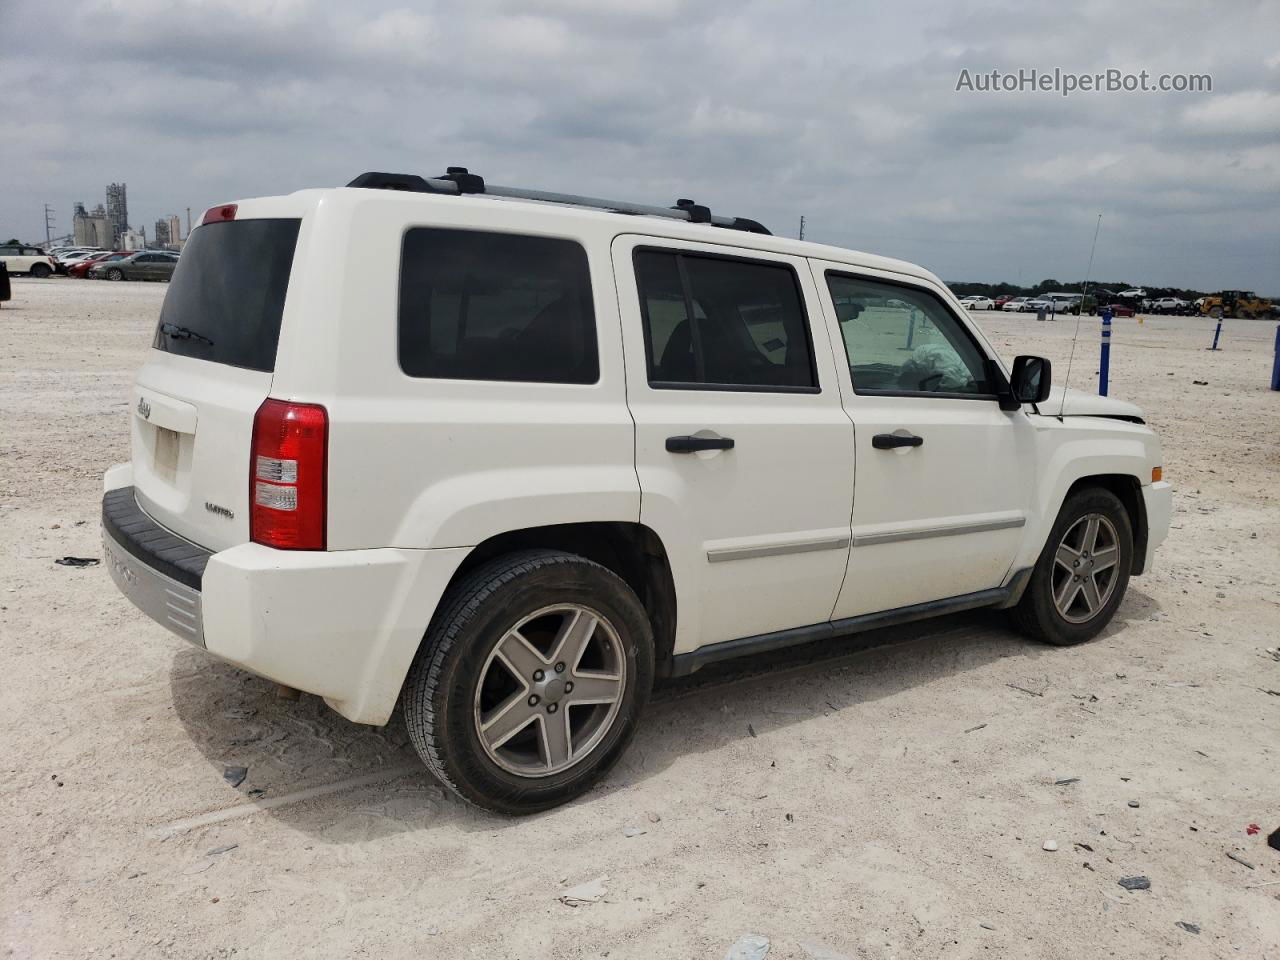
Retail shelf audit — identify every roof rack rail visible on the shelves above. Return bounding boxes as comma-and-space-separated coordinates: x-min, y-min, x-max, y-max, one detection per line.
344, 169, 771, 235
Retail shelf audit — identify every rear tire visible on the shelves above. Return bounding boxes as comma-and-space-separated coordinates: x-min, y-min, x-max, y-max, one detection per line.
402, 549, 654, 814
29, 263, 51, 279
1011, 487, 1133, 646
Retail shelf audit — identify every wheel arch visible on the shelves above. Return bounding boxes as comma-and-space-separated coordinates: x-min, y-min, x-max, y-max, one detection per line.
436, 522, 678, 676
1060, 473, 1148, 575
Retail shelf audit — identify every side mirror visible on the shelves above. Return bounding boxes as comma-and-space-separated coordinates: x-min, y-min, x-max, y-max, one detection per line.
1010, 355, 1052, 404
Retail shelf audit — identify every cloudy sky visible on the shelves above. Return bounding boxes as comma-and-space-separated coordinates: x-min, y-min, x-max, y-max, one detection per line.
3, 0, 1277, 290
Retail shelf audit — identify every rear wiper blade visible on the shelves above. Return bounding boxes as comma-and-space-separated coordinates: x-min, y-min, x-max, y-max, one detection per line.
160, 321, 214, 346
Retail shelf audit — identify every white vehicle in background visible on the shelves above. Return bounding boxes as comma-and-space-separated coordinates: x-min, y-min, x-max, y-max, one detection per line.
102, 168, 1172, 814
960, 296, 994, 310
1044, 293, 1083, 315
59, 250, 105, 265
1002, 296, 1031, 311
1117, 288, 1146, 299
0, 243, 58, 277
1151, 297, 1187, 314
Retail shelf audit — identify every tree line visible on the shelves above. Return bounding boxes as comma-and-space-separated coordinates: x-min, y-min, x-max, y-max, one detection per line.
947, 279, 1213, 300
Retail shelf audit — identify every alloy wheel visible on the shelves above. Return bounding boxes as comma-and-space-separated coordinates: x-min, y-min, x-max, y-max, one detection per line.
473, 604, 627, 778
1052, 514, 1122, 623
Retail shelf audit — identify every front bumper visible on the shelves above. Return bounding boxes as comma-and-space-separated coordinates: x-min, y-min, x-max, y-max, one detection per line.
1142, 480, 1172, 572
102, 482, 468, 725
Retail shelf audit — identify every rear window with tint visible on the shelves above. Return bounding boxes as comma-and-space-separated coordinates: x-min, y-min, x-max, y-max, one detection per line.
153, 218, 300, 372
398, 228, 598, 384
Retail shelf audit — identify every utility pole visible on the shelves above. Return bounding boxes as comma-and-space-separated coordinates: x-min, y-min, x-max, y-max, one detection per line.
798, 216, 806, 241
186, 207, 191, 237
44, 204, 55, 246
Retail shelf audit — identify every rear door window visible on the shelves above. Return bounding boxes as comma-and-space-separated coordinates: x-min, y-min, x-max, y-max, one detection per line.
153, 218, 300, 372
634, 249, 817, 391
398, 228, 598, 384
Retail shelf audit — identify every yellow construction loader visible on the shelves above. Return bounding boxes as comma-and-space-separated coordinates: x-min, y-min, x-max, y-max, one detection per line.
1200, 290, 1273, 319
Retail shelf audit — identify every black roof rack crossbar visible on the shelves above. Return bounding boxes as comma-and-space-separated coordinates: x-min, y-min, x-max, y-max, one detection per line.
344, 169, 772, 235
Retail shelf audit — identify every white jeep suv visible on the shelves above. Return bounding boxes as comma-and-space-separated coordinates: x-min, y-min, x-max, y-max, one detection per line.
103, 169, 1172, 813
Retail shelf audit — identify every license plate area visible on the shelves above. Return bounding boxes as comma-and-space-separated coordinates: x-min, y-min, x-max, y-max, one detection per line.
154, 425, 181, 484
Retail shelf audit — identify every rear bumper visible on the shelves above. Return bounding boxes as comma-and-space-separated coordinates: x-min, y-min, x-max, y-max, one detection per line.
102, 480, 469, 725
1141, 480, 1172, 572
102, 487, 208, 646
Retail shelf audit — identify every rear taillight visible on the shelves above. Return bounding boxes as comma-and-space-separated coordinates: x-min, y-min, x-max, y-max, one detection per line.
250, 399, 327, 550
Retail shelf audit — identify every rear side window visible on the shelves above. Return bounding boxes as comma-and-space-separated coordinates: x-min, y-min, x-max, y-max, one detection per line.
154, 218, 299, 372
634, 249, 817, 391
398, 229, 598, 384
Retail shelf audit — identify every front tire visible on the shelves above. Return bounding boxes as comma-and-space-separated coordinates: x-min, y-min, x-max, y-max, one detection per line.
107, 268, 123, 281
1012, 487, 1133, 646
29, 263, 51, 279
403, 550, 654, 814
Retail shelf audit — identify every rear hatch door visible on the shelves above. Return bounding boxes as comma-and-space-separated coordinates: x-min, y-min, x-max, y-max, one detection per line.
131, 215, 301, 552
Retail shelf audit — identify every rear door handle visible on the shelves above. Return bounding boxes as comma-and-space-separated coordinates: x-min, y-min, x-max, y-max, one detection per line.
872, 432, 923, 450
666, 435, 735, 453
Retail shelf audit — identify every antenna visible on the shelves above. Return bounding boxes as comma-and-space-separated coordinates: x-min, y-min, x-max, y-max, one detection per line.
1059, 213, 1103, 418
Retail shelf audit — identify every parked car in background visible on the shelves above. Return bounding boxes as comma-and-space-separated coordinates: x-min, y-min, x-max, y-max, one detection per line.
1099, 303, 1136, 317
0, 244, 58, 277
54, 249, 107, 274
54, 248, 104, 264
960, 296, 994, 310
1151, 297, 1188, 314
88, 251, 180, 281
1023, 298, 1054, 314
59, 250, 106, 266
1003, 296, 1030, 312
68, 251, 134, 279
1117, 288, 1146, 299
994, 295, 1014, 309
1044, 293, 1083, 315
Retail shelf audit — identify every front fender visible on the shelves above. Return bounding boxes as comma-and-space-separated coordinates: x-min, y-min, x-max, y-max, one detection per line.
1013, 416, 1160, 571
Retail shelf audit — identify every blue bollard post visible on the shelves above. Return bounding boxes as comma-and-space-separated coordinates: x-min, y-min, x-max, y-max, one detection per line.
900, 310, 916, 350
1099, 308, 1112, 396
1210, 315, 1223, 351
1271, 324, 1280, 391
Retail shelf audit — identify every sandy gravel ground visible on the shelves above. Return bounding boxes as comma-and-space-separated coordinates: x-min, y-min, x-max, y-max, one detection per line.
2, 277, 1278, 960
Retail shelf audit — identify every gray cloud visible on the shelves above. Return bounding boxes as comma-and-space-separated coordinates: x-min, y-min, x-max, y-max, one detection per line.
2, 0, 1277, 290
